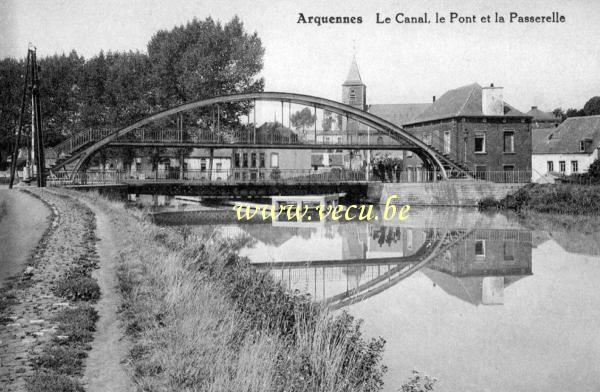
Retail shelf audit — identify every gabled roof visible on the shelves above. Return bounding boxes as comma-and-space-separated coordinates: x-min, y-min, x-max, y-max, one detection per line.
533, 115, 600, 154
343, 56, 364, 86
532, 128, 555, 153
406, 83, 528, 124
527, 107, 560, 122
368, 103, 431, 126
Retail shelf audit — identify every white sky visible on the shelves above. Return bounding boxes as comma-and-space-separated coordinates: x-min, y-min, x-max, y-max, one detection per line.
1, 0, 599, 112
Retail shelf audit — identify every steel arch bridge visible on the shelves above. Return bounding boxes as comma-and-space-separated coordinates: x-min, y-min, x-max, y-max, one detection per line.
49, 91, 463, 181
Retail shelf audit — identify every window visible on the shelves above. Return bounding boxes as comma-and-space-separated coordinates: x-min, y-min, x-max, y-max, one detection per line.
547, 161, 554, 172
270, 152, 279, 168
503, 242, 515, 262
423, 133, 432, 146
259, 153, 265, 168
259, 172, 265, 180
580, 141, 586, 151
443, 131, 451, 154
251, 152, 257, 168
377, 136, 383, 145
503, 165, 515, 171
475, 240, 486, 259
349, 89, 356, 104
503, 131, 515, 153
571, 160, 578, 172
559, 161, 566, 173
242, 153, 248, 168
234, 153, 240, 168
216, 163, 222, 171
474, 132, 486, 153
200, 159, 206, 172
337, 137, 342, 144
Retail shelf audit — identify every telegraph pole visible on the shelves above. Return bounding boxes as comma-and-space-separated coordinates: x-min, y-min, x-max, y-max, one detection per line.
9, 46, 45, 188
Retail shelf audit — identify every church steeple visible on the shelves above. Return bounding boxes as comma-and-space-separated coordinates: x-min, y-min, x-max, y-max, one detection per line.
343, 55, 363, 86
342, 55, 366, 111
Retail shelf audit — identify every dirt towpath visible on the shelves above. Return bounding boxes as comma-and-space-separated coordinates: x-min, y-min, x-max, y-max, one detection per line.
81, 201, 132, 392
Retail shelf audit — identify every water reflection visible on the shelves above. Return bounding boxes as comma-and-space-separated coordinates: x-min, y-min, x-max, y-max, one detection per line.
214, 208, 533, 308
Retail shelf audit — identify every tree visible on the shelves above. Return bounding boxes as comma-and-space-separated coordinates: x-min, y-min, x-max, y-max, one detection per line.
290, 107, 316, 133
565, 107, 584, 118
583, 96, 600, 116
589, 158, 600, 179
552, 108, 565, 122
0, 58, 24, 169
147, 16, 265, 127
38, 50, 85, 145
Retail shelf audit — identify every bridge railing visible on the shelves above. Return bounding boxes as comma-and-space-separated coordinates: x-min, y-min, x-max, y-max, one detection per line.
46, 168, 368, 186
112, 127, 408, 148
47, 128, 114, 159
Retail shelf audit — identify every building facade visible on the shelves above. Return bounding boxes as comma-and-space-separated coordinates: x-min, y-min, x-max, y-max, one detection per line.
532, 115, 600, 182
402, 83, 533, 174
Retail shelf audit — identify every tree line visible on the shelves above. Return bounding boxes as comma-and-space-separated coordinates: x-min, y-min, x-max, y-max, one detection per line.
552, 96, 600, 121
0, 16, 264, 167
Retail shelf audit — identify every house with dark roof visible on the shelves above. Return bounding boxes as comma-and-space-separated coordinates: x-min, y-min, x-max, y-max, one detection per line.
526, 106, 561, 129
401, 83, 533, 174
531, 115, 600, 182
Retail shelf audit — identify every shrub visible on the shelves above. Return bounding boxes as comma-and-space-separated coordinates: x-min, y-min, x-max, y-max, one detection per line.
32, 346, 87, 375
400, 370, 437, 392
27, 372, 84, 392
54, 267, 100, 301
53, 305, 99, 344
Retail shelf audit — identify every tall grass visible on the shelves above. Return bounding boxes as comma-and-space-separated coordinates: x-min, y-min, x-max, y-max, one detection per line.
479, 183, 600, 215
78, 191, 387, 392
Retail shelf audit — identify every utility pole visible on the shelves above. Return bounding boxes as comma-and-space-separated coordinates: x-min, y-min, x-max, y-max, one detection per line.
9, 46, 45, 188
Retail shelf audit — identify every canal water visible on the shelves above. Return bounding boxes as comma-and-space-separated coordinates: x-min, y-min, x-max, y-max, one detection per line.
142, 195, 600, 392
0, 187, 50, 288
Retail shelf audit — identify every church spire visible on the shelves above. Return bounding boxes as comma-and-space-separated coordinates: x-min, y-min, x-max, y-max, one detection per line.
344, 55, 363, 86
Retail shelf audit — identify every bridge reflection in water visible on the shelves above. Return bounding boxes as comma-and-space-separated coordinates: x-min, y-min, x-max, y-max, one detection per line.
214, 208, 533, 308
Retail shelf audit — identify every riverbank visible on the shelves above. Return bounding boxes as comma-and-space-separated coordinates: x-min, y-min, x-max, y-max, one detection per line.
479, 183, 600, 215
77, 190, 388, 391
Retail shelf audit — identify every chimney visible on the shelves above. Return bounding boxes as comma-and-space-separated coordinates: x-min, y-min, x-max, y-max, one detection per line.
432, 96, 436, 102
481, 83, 504, 116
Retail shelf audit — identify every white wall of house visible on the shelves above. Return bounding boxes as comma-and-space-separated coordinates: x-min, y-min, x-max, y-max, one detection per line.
185, 157, 231, 181
532, 149, 598, 181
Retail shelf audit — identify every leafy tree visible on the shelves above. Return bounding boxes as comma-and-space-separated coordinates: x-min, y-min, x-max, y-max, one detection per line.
147, 16, 265, 127
552, 108, 565, 122
290, 107, 316, 133
0, 58, 24, 168
38, 50, 85, 144
583, 96, 600, 116
588, 158, 600, 179
565, 107, 584, 118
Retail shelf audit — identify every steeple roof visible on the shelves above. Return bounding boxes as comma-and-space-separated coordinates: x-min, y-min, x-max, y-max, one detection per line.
343, 56, 364, 86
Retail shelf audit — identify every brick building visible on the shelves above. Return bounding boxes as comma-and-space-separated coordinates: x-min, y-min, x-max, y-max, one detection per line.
402, 83, 533, 174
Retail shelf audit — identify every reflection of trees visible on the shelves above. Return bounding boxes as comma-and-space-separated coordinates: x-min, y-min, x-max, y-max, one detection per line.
372, 226, 402, 247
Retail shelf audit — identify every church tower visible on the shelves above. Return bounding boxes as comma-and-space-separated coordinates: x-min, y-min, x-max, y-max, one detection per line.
342, 56, 366, 111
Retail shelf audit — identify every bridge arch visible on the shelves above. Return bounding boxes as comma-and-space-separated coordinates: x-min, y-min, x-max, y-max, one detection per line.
53, 92, 450, 179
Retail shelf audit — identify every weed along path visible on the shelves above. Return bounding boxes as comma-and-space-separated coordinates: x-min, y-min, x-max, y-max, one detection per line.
81, 201, 132, 392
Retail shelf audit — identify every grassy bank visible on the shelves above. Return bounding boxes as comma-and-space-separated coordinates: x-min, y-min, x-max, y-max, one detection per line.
479, 183, 600, 215
77, 191, 388, 392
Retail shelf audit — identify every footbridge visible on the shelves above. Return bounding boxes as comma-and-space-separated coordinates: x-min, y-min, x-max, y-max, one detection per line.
46, 92, 475, 187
